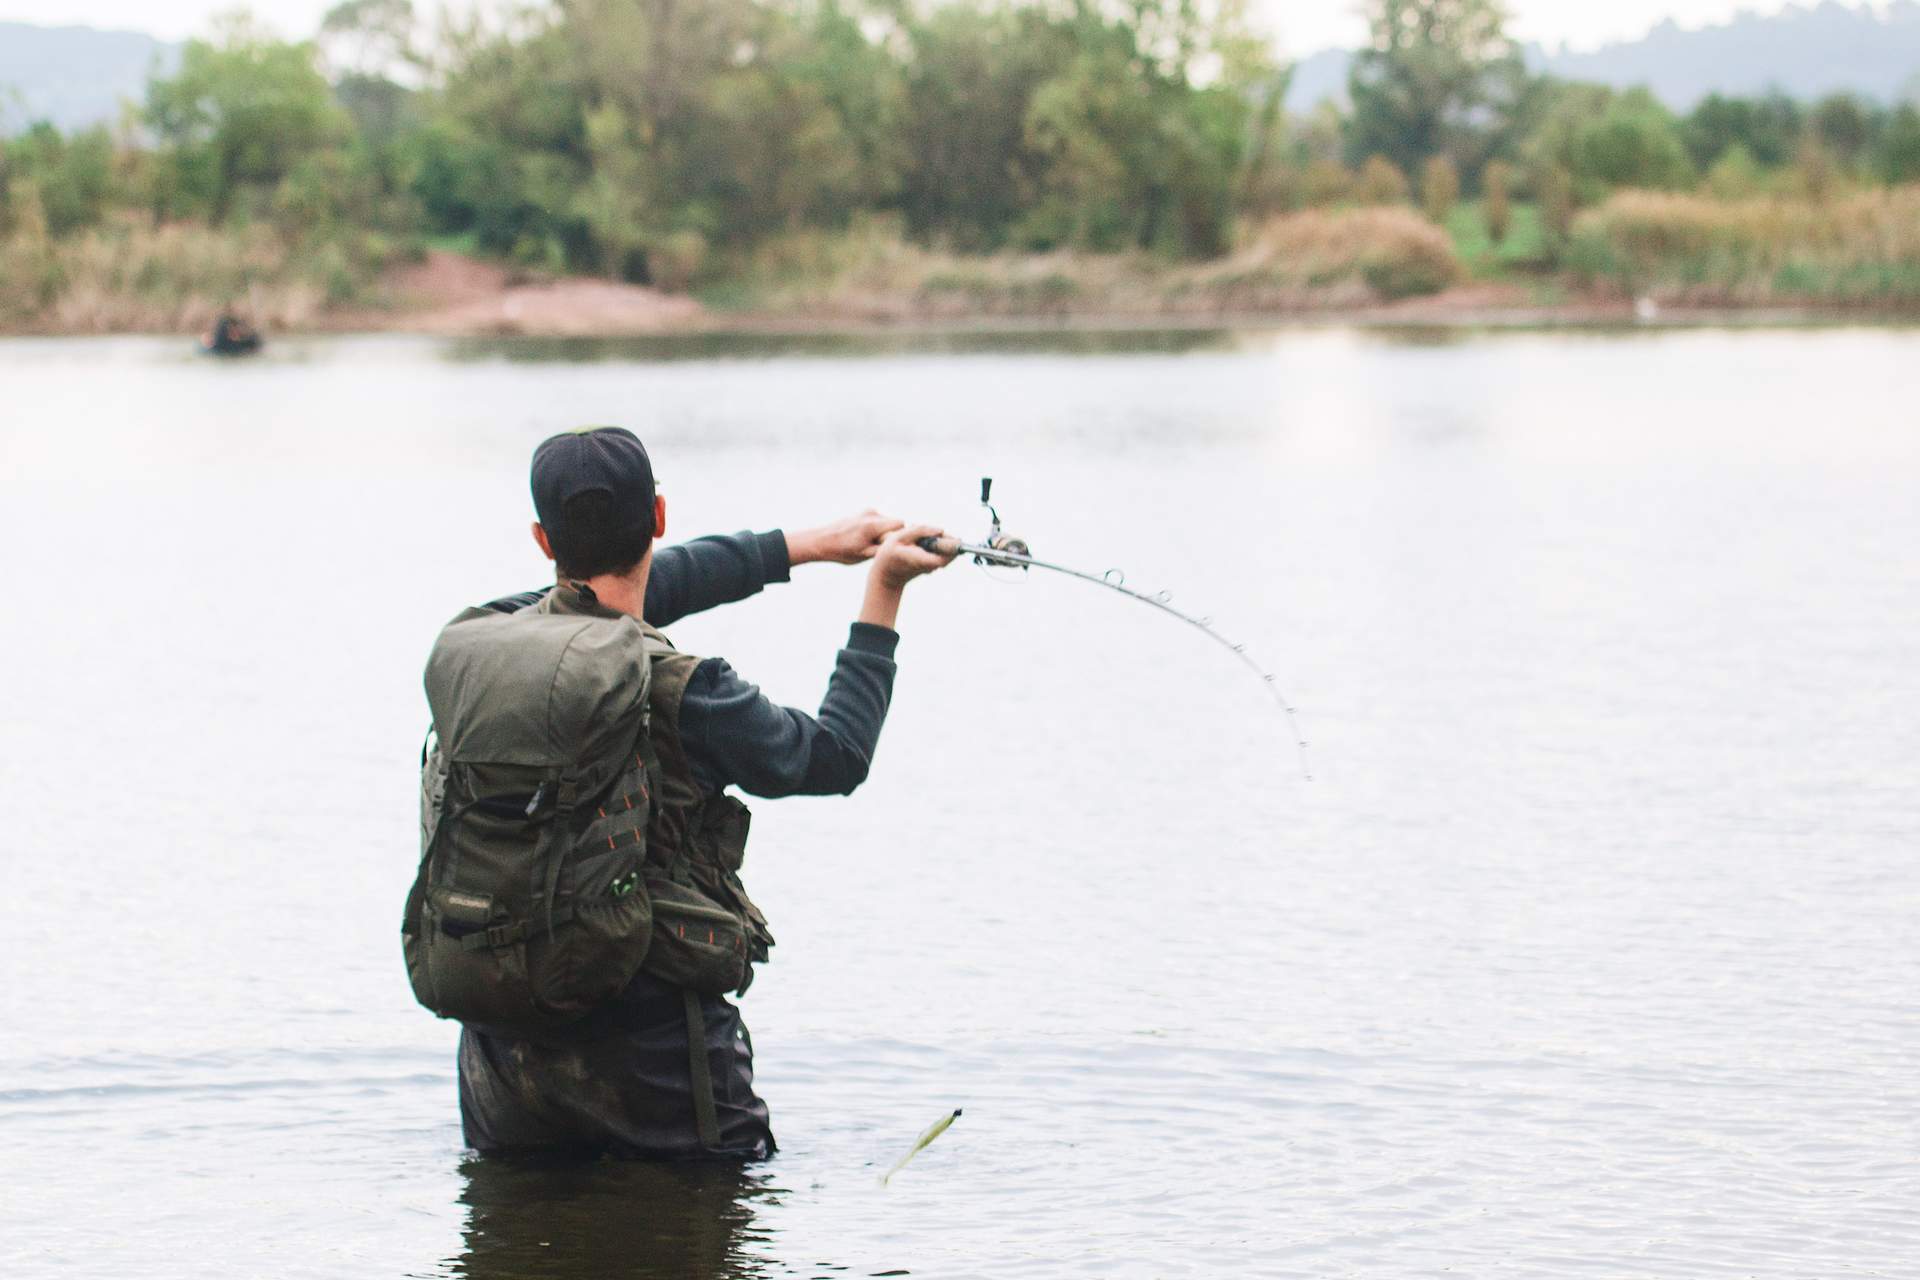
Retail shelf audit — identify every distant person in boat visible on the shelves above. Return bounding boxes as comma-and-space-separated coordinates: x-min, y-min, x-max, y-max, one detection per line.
406, 426, 954, 1159
204, 312, 261, 355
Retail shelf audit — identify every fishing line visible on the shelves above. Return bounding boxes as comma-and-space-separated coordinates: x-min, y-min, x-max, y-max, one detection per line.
922, 480, 1312, 781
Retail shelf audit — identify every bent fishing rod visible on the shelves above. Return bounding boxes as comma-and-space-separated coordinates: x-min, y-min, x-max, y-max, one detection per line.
918, 479, 1312, 781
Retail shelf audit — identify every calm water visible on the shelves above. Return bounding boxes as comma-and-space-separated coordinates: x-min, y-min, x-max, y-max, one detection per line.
1, 326, 1916, 1278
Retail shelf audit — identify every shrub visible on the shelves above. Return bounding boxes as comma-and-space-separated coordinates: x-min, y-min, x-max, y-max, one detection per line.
1225, 206, 1459, 300
647, 230, 708, 293
0, 215, 381, 331
1567, 187, 1920, 305
1790, 138, 1840, 203
1421, 156, 1460, 225
1539, 164, 1575, 248
1483, 160, 1512, 245
1705, 144, 1764, 200
1355, 156, 1410, 205
1301, 159, 1354, 207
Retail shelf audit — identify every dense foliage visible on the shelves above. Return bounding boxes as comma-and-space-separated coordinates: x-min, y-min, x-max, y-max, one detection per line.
3, 0, 1920, 312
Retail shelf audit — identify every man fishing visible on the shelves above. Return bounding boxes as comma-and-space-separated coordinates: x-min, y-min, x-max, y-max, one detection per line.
407, 426, 953, 1159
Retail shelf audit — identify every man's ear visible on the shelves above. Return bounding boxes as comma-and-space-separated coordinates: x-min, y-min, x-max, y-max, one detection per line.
653, 494, 667, 539
531, 521, 556, 562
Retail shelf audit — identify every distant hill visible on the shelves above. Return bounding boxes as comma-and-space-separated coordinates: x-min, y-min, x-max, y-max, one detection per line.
1287, 1, 1920, 112
0, 22, 178, 134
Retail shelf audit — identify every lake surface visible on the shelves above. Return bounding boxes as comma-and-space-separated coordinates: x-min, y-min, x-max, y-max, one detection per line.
1, 325, 1916, 1278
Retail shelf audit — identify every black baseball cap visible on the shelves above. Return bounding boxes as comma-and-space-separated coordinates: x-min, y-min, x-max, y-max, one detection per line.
530, 426, 656, 566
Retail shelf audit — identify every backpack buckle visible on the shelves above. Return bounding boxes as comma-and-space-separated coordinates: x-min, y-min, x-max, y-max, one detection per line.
455, 919, 527, 952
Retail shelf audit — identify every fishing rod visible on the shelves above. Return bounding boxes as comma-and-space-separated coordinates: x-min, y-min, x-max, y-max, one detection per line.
918, 479, 1311, 781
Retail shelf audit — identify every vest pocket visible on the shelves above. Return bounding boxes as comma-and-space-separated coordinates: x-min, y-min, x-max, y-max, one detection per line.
640, 878, 749, 995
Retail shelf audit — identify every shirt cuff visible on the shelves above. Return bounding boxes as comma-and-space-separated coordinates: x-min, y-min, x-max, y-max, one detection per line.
756, 530, 793, 585
846, 621, 900, 659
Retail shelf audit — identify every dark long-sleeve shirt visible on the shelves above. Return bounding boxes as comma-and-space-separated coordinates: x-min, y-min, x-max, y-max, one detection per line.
483, 529, 897, 797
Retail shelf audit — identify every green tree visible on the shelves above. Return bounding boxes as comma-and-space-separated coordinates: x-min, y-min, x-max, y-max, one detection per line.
409, 16, 586, 263
1346, 0, 1525, 176
146, 18, 345, 222
785, 0, 910, 213
1011, 0, 1272, 255
1809, 93, 1874, 167
5, 123, 118, 235
1021, 43, 1153, 249
897, 3, 1062, 247
320, 0, 418, 80
1876, 103, 1920, 183
571, 101, 652, 278
1682, 92, 1803, 170
1566, 89, 1693, 199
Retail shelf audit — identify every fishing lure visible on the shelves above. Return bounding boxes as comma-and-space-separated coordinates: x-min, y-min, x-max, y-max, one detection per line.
881, 1108, 962, 1186
921, 479, 1311, 781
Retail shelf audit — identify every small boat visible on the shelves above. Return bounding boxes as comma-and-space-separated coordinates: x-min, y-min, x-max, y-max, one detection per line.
201, 314, 263, 357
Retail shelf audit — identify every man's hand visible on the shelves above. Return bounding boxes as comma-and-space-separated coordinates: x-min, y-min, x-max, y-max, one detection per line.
871, 524, 956, 590
859, 525, 956, 630
788, 511, 905, 566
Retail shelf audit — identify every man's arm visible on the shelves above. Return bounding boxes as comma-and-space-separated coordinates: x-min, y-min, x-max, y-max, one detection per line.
485, 514, 907, 622
646, 513, 908, 625
480, 530, 786, 619
680, 625, 899, 797
677, 525, 954, 798
644, 531, 791, 628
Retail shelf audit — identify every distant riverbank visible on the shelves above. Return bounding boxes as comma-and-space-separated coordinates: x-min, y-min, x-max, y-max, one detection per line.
6, 192, 1919, 339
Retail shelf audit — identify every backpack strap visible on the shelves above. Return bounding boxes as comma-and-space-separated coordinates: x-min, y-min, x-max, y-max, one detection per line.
641, 630, 724, 1150
536, 771, 576, 942
683, 989, 721, 1150
452, 904, 577, 952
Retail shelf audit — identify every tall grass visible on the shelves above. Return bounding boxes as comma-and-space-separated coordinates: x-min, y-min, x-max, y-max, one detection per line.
0, 216, 394, 332
710, 207, 1461, 318
1568, 187, 1920, 306
1205, 208, 1460, 303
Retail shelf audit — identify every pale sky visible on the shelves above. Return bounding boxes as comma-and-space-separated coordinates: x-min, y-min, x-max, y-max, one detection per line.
0, 0, 1885, 56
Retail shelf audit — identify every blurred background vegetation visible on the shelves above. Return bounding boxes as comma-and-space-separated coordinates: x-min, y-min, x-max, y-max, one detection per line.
5, 0, 1920, 330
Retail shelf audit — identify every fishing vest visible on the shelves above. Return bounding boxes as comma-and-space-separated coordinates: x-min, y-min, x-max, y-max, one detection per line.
404, 583, 774, 1042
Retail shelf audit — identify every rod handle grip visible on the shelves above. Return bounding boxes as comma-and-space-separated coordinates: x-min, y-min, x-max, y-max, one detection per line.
918, 536, 962, 556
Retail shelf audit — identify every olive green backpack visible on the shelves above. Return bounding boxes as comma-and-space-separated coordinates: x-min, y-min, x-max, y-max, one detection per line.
404, 604, 661, 1037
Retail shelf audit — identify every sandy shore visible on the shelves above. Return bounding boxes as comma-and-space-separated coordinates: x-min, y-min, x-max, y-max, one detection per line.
317, 255, 1909, 335
9, 250, 1907, 339
321, 251, 705, 335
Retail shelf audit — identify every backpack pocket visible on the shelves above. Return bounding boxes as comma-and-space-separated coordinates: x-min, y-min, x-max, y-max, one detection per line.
415, 886, 543, 1033
528, 883, 654, 1021
686, 795, 774, 972
640, 877, 749, 996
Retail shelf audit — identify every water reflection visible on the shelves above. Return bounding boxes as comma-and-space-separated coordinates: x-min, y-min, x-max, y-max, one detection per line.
441, 327, 1246, 363
452, 1155, 778, 1280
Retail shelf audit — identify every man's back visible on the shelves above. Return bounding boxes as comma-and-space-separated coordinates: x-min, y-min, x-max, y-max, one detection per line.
441, 524, 932, 1158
